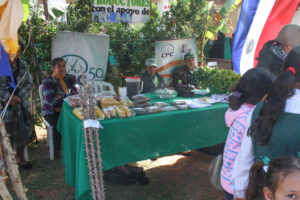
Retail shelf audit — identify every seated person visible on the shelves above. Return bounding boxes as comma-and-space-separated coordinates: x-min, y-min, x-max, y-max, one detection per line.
171, 52, 197, 90
141, 58, 165, 93
42, 57, 77, 159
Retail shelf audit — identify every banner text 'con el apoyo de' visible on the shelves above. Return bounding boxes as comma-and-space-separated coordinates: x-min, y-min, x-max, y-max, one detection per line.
92, 0, 150, 23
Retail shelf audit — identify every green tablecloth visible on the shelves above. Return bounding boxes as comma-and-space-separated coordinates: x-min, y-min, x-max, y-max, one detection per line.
57, 93, 229, 200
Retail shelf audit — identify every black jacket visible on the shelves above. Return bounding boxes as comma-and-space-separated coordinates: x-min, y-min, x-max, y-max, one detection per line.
171, 66, 193, 90
140, 72, 166, 94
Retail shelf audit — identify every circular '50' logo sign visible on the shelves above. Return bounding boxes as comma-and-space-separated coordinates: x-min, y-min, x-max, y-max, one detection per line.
62, 54, 89, 74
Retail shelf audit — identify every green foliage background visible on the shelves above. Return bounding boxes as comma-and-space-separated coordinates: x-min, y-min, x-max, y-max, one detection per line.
18, 0, 239, 124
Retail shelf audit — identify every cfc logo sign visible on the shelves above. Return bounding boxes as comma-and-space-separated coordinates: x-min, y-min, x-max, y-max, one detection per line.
161, 44, 174, 58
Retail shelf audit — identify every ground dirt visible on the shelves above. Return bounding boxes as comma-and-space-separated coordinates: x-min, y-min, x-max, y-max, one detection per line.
12, 126, 225, 200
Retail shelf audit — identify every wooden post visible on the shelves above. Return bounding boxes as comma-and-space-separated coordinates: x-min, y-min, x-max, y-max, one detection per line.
80, 75, 105, 200
0, 118, 28, 200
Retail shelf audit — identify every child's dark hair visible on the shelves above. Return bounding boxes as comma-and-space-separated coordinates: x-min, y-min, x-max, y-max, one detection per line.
51, 57, 65, 67
248, 45, 300, 145
229, 68, 274, 110
246, 156, 300, 200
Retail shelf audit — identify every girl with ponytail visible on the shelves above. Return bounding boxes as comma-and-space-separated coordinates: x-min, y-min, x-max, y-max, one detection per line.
220, 68, 274, 200
246, 156, 300, 200
232, 45, 300, 200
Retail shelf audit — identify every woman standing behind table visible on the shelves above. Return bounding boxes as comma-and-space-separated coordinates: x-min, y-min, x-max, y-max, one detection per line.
231, 45, 300, 200
42, 57, 77, 159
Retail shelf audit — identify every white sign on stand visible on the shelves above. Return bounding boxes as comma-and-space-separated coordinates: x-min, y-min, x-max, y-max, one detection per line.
52, 31, 109, 83
155, 38, 198, 84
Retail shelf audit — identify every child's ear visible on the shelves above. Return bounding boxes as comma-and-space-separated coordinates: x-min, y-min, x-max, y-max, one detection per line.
264, 187, 274, 200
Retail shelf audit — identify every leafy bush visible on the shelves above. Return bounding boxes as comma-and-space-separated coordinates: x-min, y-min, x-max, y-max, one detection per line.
193, 67, 240, 93
209, 68, 240, 93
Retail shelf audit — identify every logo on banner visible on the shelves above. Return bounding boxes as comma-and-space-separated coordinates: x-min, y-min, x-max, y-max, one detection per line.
246, 39, 255, 54
62, 54, 104, 82
180, 43, 192, 55
161, 44, 174, 58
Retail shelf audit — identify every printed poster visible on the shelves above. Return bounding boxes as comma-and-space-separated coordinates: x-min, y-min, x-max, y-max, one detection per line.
52, 31, 109, 83
155, 38, 198, 84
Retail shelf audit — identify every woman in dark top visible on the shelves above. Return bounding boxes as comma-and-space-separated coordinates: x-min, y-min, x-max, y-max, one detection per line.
42, 57, 77, 159
256, 24, 300, 76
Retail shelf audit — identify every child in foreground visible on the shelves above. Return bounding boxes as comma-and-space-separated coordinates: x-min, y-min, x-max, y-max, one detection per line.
246, 156, 300, 200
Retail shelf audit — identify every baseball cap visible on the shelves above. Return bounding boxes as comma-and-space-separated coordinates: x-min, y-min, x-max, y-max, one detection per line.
145, 58, 157, 67
184, 52, 195, 59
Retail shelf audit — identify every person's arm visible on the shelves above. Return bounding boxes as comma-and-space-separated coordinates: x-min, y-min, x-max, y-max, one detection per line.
140, 73, 147, 94
158, 74, 166, 89
17, 62, 33, 101
171, 69, 181, 89
231, 109, 255, 199
42, 80, 63, 112
0, 77, 11, 103
69, 75, 78, 95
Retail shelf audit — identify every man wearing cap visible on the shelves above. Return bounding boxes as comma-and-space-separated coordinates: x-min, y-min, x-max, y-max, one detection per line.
256, 24, 300, 76
140, 58, 166, 94
171, 52, 197, 90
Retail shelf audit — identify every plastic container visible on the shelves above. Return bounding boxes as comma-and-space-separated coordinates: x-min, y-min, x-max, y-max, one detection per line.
156, 89, 176, 99
136, 102, 152, 107
131, 107, 149, 115
153, 102, 169, 107
175, 104, 189, 110
172, 100, 187, 105
131, 94, 151, 104
145, 106, 162, 113
161, 106, 177, 112
68, 95, 81, 107
126, 78, 143, 97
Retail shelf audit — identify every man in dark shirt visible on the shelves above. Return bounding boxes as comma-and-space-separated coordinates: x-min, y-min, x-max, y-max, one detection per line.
140, 58, 166, 93
171, 52, 197, 90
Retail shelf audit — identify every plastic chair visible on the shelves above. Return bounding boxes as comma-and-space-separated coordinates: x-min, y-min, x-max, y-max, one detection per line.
87, 81, 116, 96
38, 84, 54, 160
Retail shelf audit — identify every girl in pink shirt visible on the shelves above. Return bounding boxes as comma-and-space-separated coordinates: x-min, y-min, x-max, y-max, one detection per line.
220, 68, 274, 200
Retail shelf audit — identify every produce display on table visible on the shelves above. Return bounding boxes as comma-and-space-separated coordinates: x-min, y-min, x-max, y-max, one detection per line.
192, 67, 241, 93
66, 85, 231, 121
156, 89, 176, 99
194, 97, 219, 104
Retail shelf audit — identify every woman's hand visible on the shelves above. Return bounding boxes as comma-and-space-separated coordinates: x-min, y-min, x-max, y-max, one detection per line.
6, 95, 21, 106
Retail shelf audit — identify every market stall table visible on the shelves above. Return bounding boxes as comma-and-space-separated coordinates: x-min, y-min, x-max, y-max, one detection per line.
57, 93, 229, 200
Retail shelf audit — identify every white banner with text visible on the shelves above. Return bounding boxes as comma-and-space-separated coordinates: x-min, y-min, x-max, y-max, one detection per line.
52, 31, 109, 83
91, 0, 150, 23
155, 38, 198, 84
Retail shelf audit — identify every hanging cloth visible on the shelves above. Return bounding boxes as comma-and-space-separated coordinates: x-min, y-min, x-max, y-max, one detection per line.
0, 43, 16, 89
0, 0, 24, 62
